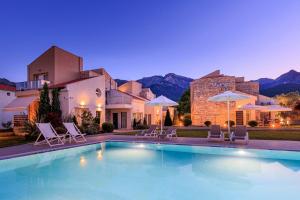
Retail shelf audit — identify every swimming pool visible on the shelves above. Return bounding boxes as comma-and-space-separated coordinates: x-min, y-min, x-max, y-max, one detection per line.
0, 141, 300, 200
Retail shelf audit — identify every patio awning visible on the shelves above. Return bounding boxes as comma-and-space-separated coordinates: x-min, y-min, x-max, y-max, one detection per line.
3, 96, 38, 111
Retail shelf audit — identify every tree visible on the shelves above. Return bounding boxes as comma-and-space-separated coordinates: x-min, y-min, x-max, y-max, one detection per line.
177, 89, 190, 115
164, 109, 173, 126
275, 92, 300, 108
133, 118, 137, 129
38, 83, 51, 122
51, 88, 61, 114
143, 117, 147, 126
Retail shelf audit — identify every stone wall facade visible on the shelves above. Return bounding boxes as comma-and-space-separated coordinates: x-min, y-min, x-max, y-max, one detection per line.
190, 70, 259, 126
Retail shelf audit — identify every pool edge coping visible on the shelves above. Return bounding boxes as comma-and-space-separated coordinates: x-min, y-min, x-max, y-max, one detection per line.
2, 138, 300, 161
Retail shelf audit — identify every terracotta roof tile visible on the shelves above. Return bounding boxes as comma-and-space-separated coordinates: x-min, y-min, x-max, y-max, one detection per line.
0, 84, 16, 92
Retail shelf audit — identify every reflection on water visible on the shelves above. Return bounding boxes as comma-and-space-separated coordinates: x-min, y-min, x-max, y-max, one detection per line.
1, 142, 300, 200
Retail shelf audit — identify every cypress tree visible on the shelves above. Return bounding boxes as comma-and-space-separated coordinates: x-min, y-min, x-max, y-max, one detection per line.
178, 89, 190, 115
38, 83, 51, 122
51, 88, 61, 114
164, 109, 173, 126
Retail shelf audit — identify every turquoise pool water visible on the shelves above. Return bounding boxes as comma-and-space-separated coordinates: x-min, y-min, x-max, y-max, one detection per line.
1, 142, 300, 200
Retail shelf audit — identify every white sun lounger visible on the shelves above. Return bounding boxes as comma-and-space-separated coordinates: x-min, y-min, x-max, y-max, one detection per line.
136, 125, 158, 137
63, 122, 87, 143
158, 127, 177, 140
35, 123, 65, 147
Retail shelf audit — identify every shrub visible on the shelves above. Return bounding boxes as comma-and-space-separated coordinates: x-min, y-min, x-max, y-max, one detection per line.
81, 110, 94, 127
46, 112, 62, 128
225, 120, 235, 127
93, 116, 100, 124
135, 124, 149, 130
164, 109, 173, 126
55, 126, 66, 134
204, 121, 211, 127
102, 122, 114, 133
183, 117, 192, 126
79, 110, 100, 135
248, 120, 258, 127
24, 121, 39, 141
2, 121, 12, 129
133, 118, 137, 129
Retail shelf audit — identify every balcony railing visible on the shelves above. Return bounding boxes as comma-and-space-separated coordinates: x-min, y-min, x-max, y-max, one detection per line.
16, 80, 50, 91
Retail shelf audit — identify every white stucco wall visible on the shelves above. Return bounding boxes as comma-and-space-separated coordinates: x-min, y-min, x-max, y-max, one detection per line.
0, 90, 16, 128
60, 76, 106, 124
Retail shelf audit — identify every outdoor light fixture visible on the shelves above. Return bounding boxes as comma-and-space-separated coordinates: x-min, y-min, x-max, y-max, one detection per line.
271, 124, 275, 128
79, 101, 85, 108
96, 104, 102, 111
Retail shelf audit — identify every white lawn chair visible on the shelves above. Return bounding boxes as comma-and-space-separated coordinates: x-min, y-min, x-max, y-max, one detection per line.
63, 122, 87, 143
136, 125, 158, 137
35, 123, 65, 147
158, 127, 177, 140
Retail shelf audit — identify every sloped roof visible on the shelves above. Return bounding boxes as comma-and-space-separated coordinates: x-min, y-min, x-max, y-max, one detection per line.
0, 84, 16, 92
117, 90, 148, 101
49, 78, 92, 89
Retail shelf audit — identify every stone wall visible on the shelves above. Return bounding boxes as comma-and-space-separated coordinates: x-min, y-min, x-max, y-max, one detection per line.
236, 81, 259, 96
190, 71, 259, 126
191, 76, 237, 126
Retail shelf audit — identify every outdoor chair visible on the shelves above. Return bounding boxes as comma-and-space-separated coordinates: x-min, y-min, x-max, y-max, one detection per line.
35, 123, 65, 147
207, 125, 224, 141
136, 125, 158, 137
63, 122, 87, 143
158, 127, 177, 140
230, 125, 249, 144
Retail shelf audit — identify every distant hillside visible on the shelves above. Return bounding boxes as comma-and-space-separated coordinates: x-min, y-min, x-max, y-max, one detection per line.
0, 78, 15, 86
260, 83, 300, 97
255, 69, 300, 97
115, 73, 193, 101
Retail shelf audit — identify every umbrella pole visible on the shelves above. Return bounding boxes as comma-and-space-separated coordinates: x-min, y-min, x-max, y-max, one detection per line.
227, 100, 230, 135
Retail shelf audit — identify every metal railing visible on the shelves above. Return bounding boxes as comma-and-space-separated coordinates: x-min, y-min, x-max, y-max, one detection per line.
16, 80, 50, 91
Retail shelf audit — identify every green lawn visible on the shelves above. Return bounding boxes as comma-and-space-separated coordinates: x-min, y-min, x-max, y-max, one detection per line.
0, 135, 28, 148
114, 129, 300, 141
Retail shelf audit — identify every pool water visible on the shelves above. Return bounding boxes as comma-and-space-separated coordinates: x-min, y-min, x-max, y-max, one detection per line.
1, 142, 300, 200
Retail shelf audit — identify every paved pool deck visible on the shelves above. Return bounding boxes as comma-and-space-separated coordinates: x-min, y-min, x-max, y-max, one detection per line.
1, 134, 300, 160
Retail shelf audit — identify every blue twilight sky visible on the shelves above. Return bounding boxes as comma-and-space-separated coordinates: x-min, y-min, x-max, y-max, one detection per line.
0, 0, 300, 82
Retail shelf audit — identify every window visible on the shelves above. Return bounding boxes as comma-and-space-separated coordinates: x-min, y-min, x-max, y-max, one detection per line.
148, 114, 152, 125
121, 112, 127, 128
96, 111, 101, 124
33, 73, 48, 81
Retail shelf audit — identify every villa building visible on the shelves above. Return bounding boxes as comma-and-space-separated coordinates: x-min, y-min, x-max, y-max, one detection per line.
190, 70, 282, 127
2, 46, 158, 133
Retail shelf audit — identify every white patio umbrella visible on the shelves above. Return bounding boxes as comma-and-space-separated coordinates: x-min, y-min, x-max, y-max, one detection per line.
146, 95, 178, 134
208, 91, 251, 134
262, 105, 292, 112
238, 103, 265, 111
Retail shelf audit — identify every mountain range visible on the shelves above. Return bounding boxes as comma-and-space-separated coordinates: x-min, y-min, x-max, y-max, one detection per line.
116, 69, 300, 101
0, 78, 15, 86
254, 69, 300, 97
116, 73, 193, 101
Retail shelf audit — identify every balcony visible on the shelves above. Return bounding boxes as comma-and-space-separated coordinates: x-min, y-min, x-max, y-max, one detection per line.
16, 80, 50, 91
106, 90, 133, 109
